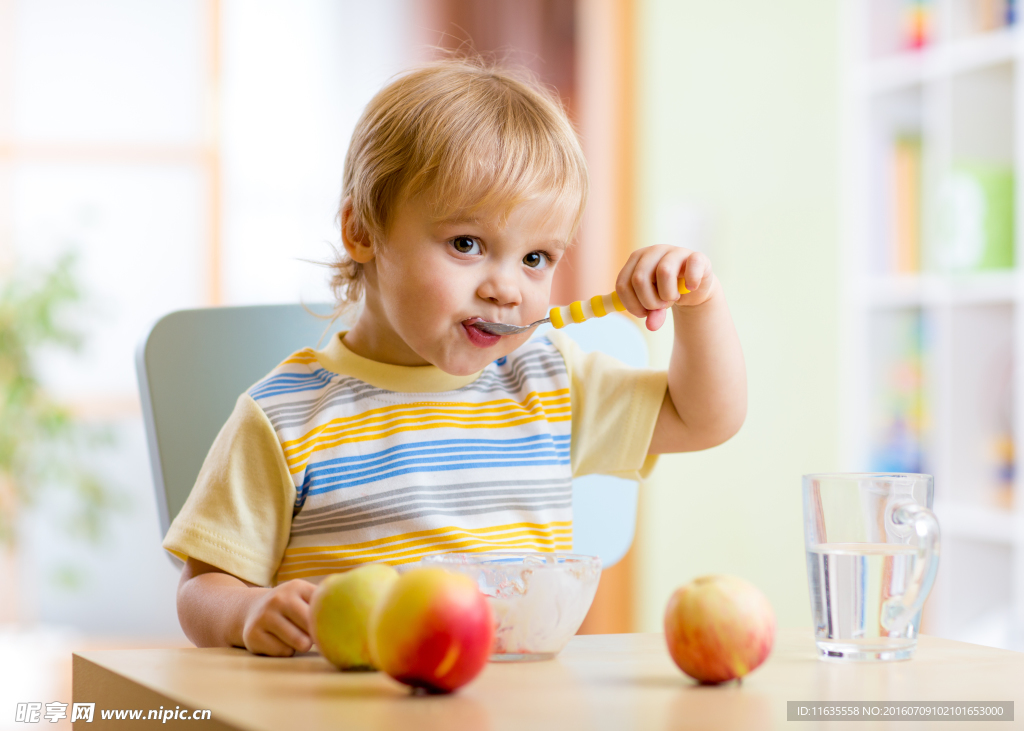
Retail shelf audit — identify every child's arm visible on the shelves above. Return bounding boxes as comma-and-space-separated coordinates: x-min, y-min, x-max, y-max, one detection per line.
615, 245, 747, 454
177, 557, 317, 656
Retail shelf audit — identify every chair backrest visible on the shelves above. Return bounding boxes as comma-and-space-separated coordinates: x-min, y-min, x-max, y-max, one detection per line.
137, 305, 647, 568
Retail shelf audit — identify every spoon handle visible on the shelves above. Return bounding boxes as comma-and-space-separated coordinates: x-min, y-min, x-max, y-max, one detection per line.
548, 278, 690, 329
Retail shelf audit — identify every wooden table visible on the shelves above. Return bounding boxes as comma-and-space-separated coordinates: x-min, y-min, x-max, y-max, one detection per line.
72, 629, 1024, 730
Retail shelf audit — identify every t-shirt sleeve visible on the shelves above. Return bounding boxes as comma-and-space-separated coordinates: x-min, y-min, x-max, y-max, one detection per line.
162, 393, 295, 587
547, 331, 668, 480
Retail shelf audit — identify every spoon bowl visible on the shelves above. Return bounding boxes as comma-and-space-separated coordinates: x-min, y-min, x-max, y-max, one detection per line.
474, 318, 549, 336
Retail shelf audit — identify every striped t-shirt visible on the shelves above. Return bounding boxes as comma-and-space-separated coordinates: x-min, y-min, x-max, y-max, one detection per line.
163, 331, 666, 586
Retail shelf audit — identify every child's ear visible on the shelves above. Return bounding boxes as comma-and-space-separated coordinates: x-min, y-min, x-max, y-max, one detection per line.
340, 197, 375, 264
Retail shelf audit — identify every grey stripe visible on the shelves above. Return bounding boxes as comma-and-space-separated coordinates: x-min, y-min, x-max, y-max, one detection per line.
464, 363, 567, 394
265, 363, 568, 431
289, 500, 574, 537
293, 486, 573, 529
469, 347, 567, 384
295, 492, 573, 532
261, 377, 381, 421
261, 346, 567, 430
264, 356, 567, 427
295, 477, 572, 518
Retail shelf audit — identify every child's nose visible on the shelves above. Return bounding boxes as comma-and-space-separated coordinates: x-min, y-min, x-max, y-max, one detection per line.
477, 269, 522, 308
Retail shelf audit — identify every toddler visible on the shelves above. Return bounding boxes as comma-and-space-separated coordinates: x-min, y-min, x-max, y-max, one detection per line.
164, 58, 746, 656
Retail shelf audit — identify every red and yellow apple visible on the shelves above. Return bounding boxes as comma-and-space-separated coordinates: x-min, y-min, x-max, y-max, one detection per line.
663, 574, 775, 684
310, 563, 399, 670
370, 567, 493, 694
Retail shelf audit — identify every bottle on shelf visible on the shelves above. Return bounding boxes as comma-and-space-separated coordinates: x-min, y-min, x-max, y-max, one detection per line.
871, 311, 927, 473
891, 134, 923, 274
934, 161, 1015, 272
950, 0, 1017, 38
903, 0, 932, 49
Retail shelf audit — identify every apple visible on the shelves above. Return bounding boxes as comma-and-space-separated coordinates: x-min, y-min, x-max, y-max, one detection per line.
663, 574, 775, 684
310, 563, 399, 670
370, 567, 493, 694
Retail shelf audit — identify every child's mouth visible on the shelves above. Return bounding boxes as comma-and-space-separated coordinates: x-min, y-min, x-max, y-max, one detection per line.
462, 318, 502, 348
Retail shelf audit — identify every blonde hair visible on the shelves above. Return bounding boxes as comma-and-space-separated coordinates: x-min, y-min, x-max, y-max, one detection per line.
330, 57, 589, 310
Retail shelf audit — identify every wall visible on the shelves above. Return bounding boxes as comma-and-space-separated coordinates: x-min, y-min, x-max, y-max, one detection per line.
4, 0, 415, 638
634, 0, 841, 631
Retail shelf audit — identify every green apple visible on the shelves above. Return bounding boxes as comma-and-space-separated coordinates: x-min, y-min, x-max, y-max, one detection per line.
310, 564, 399, 670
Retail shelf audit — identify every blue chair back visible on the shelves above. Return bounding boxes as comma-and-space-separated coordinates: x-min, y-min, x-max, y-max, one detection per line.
137, 305, 646, 568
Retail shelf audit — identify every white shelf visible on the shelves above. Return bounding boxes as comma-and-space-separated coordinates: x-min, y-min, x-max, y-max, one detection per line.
934, 500, 1018, 544
862, 270, 1019, 308
844, 0, 1024, 650
864, 27, 1019, 94
947, 603, 1017, 650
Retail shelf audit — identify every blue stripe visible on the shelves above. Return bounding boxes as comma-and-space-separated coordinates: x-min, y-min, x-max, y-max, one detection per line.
304, 457, 571, 497
305, 434, 570, 472
308, 445, 569, 481
252, 370, 335, 399
252, 370, 332, 393
292, 434, 571, 510
250, 368, 335, 400
308, 449, 570, 490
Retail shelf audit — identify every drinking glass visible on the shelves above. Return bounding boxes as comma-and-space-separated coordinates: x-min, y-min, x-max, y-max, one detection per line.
803, 473, 940, 661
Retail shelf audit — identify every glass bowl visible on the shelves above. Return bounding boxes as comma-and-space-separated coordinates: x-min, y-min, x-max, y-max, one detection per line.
421, 551, 602, 661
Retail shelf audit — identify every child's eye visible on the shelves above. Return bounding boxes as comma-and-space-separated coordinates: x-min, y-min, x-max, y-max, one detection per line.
450, 236, 481, 255
523, 251, 550, 270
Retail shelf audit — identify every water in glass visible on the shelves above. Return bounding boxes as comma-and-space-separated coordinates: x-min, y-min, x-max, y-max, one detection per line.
807, 542, 920, 661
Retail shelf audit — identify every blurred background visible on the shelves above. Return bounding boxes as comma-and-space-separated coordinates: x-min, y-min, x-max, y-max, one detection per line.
1, 0, 1022, 719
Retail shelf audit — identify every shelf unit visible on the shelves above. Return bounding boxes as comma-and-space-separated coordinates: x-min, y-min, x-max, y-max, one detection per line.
842, 0, 1024, 651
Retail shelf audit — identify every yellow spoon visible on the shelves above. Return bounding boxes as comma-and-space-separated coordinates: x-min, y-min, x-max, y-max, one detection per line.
475, 278, 691, 335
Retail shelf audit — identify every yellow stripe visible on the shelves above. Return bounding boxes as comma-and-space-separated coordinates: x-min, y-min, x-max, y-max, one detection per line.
283, 395, 571, 455
277, 539, 576, 581
277, 527, 574, 574
286, 412, 572, 473
278, 524, 573, 573
283, 401, 571, 469
284, 396, 569, 451
549, 306, 565, 329
280, 526, 574, 568
282, 391, 570, 451
283, 534, 574, 566
590, 295, 607, 318
277, 536, 574, 580
284, 521, 573, 554
280, 349, 317, 365
282, 391, 570, 471
611, 291, 626, 312
278, 535, 575, 577
569, 300, 586, 323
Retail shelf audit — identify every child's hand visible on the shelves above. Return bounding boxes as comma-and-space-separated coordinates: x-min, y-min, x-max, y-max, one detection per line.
615, 245, 716, 331
241, 579, 317, 657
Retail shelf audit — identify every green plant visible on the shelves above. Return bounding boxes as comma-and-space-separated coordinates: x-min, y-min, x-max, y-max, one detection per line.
0, 253, 119, 551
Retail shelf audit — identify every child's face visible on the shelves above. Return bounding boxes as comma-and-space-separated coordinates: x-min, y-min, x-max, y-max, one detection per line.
349, 191, 575, 375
